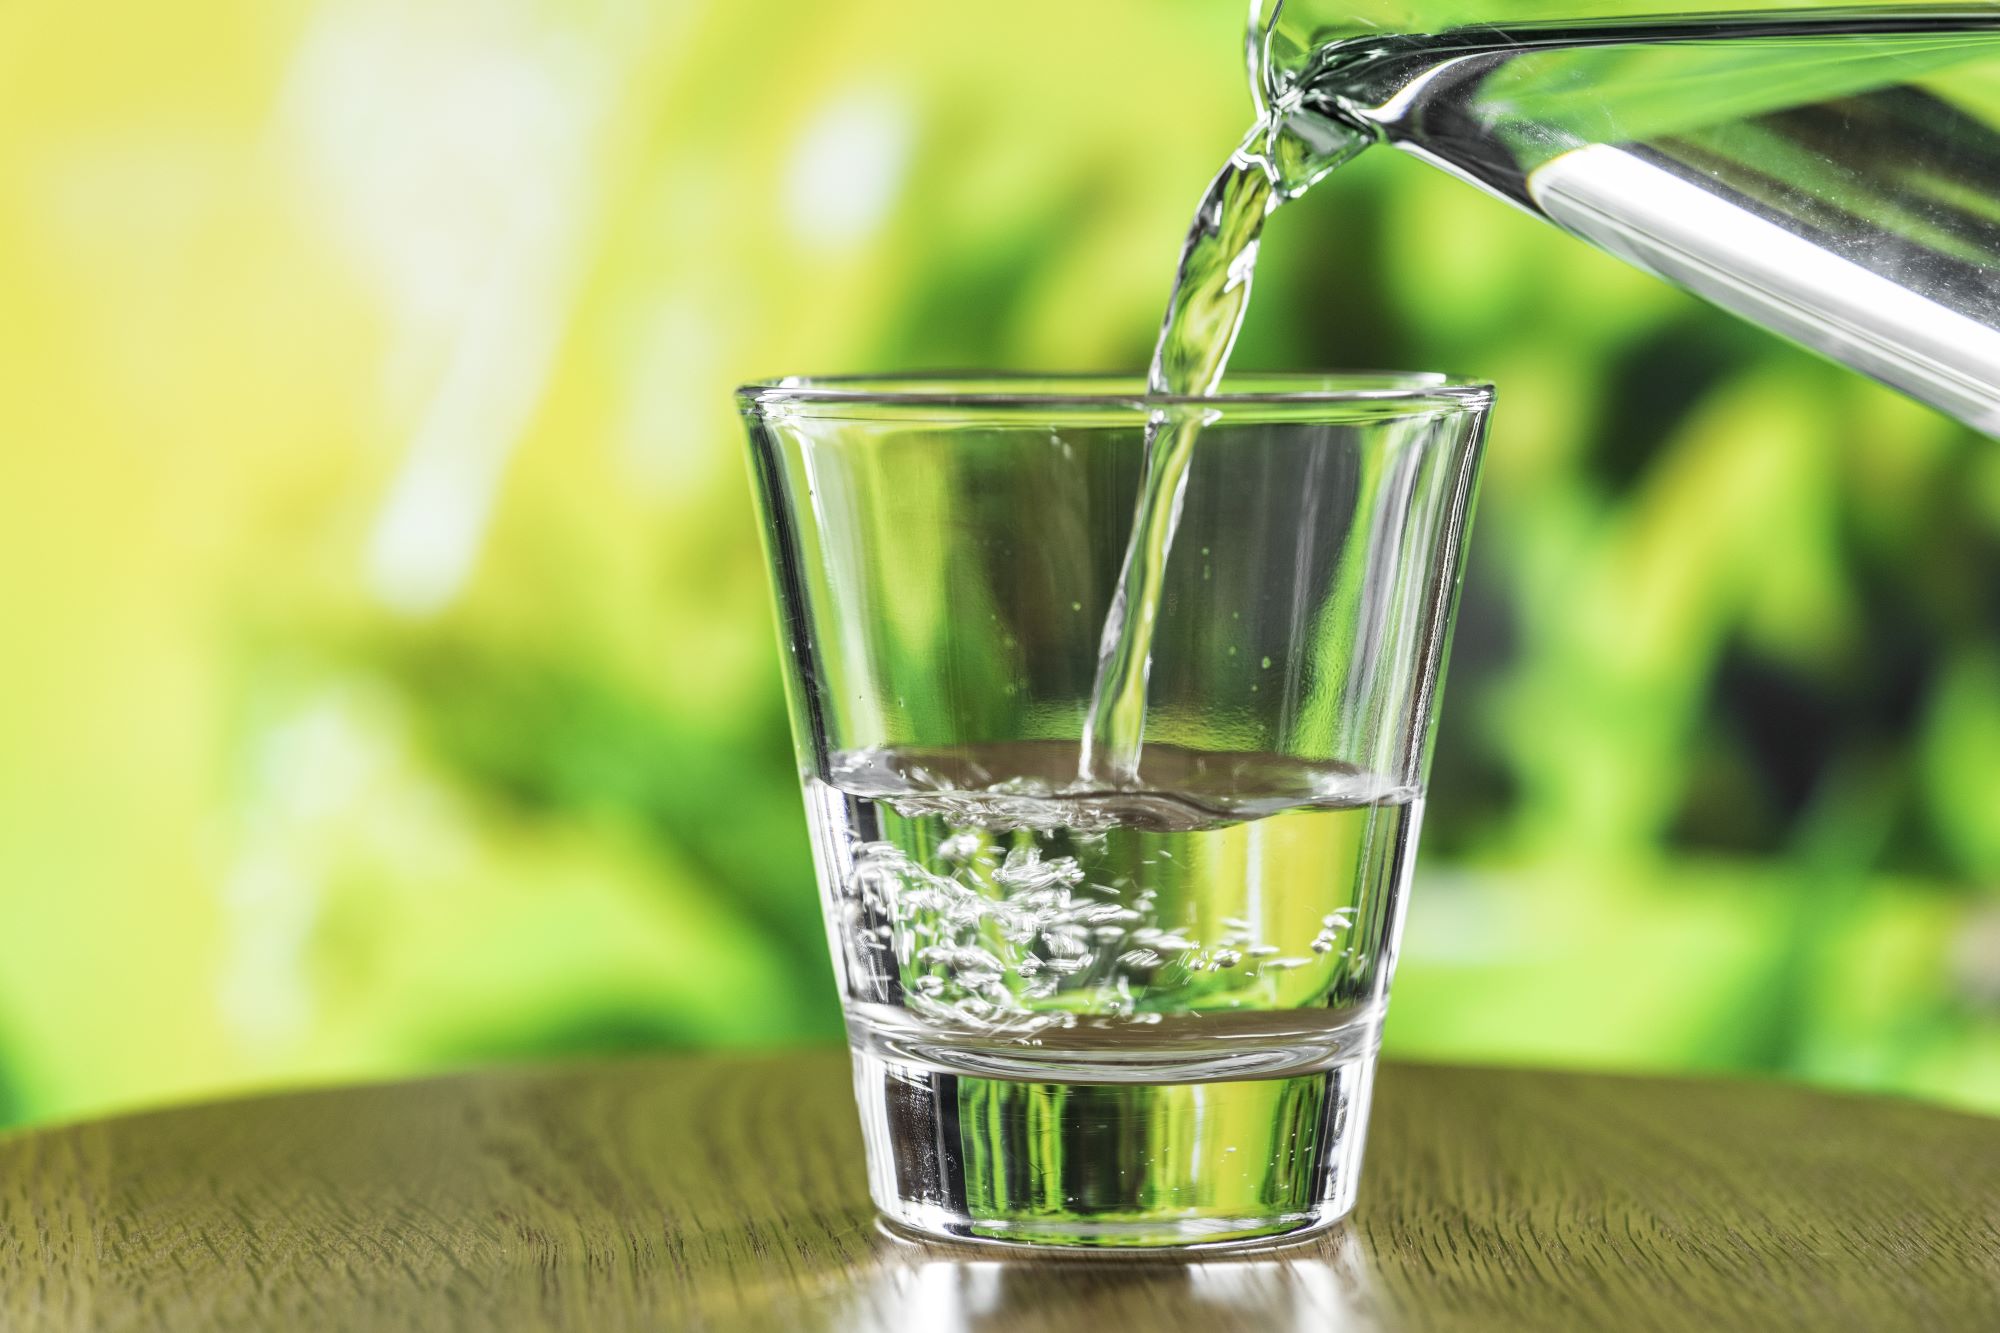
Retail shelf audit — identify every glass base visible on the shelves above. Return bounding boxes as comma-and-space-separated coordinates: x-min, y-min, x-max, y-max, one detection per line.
850, 1044, 1378, 1250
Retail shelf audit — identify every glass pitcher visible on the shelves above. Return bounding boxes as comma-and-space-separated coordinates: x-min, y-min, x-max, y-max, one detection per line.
1248, 1, 2000, 435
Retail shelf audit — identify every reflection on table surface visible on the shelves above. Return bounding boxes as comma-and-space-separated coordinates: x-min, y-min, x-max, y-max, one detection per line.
813, 1222, 1380, 1332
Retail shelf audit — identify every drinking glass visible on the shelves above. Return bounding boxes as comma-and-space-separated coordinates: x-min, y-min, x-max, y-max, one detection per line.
739, 374, 1491, 1249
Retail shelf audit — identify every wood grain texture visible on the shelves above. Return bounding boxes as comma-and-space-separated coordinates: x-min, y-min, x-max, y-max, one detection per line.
2, 1053, 1997, 1332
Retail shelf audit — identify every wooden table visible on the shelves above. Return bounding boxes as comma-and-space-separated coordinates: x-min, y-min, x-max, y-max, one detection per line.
3, 1052, 1996, 1331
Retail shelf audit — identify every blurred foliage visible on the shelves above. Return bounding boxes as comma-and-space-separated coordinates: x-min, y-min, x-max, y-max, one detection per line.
0, 0, 1995, 1128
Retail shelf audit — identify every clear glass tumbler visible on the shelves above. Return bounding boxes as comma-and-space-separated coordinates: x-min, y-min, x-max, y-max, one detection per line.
739, 374, 1491, 1249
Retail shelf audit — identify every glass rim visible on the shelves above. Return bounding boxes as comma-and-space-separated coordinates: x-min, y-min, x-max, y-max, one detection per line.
736, 371, 1494, 415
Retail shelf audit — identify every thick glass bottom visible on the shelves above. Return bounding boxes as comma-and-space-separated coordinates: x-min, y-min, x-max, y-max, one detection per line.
850, 1044, 1378, 1250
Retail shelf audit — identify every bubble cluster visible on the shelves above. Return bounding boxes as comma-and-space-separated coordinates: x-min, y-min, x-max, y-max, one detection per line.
837, 804, 1350, 1037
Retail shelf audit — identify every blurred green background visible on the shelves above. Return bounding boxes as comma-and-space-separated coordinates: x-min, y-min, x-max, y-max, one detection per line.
1, 0, 1997, 1131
